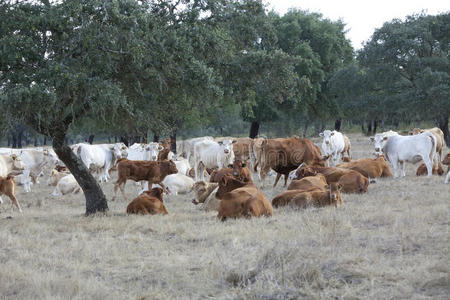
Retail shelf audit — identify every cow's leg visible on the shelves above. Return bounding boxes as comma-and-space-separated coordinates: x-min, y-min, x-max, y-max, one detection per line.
112, 181, 121, 201
283, 174, 289, 186
119, 181, 128, 201
159, 182, 169, 194
392, 158, 399, 178
445, 171, 450, 184
423, 156, 433, 177
400, 161, 406, 177
8, 194, 22, 213
0, 196, 3, 204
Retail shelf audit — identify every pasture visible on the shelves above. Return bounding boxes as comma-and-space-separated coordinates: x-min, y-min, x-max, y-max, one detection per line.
0, 134, 449, 299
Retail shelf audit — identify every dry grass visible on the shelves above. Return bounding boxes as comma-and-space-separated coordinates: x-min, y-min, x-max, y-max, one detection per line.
1, 134, 449, 299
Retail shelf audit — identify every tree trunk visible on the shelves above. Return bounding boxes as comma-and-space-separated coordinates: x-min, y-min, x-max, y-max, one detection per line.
334, 119, 342, 131
249, 121, 260, 139
108, 136, 111, 143
302, 121, 308, 138
170, 130, 177, 154
34, 136, 38, 147
361, 120, 365, 133
366, 120, 372, 136
120, 136, 129, 147
7, 136, 11, 147
12, 134, 17, 148
17, 129, 23, 148
373, 120, 378, 134
88, 134, 95, 144
438, 114, 450, 147
52, 131, 108, 215
380, 120, 385, 132
43, 136, 47, 145
153, 134, 159, 143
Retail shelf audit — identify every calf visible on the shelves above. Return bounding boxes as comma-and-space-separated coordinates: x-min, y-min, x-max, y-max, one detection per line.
162, 173, 194, 195
191, 181, 220, 211
47, 168, 71, 186
112, 159, 178, 201
290, 182, 343, 209
216, 175, 273, 221
0, 175, 21, 212
52, 175, 82, 196
210, 160, 252, 183
272, 186, 326, 208
337, 157, 393, 178
409, 127, 444, 162
126, 187, 168, 215
416, 162, 444, 176
157, 139, 173, 161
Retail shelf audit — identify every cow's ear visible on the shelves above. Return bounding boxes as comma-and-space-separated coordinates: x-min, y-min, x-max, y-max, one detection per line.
220, 176, 228, 186
383, 136, 388, 141
232, 140, 237, 144
331, 132, 334, 136
370, 137, 374, 142
408, 132, 413, 135
419, 129, 424, 133
337, 184, 343, 190
319, 132, 324, 137
227, 164, 233, 168
324, 184, 329, 189
218, 141, 223, 145
158, 146, 164, 151
241, 163, 247, 168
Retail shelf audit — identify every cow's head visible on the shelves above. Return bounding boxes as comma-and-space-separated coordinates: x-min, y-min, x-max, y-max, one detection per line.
144, 187, 164, 201
371, 134, 389, 154
231, 159, 246, 177
217, 139, 236, 155
191, 181, 218, 204
329, 183, 343, 207
43, 149, 60, 165
110, 143, 128, 159
408, 128, 424, 135
166, 160, 178, 175
146, 142, 162, 161
10, 154, 26, 174
320, 130, 334, 145
442, 153, 450, 165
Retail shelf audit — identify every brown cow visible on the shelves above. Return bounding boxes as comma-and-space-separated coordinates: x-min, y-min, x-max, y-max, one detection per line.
293, 164, 369, 193
191, 181, 219, 211
342, 135, 351, 158
272, 186, 327, 208
0, 175, 21, 212
287, 173, 328, 191
254, 136, 327, 188
157, 139, 171, 161
290, 183, 343, 209
216, 175, 273, 221
126, 187, 168, 215
112, 159, 178, 201
233, 137, 253, 163
210, 160, 252, 183
337, 156, 393, 178
409, 127, 444, 162
416, 161, 444, 176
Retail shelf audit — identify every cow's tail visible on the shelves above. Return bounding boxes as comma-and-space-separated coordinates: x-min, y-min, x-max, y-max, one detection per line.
426, 131, 437, 164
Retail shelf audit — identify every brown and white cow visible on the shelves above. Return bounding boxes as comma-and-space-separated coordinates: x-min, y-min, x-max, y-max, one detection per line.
126, 187, 168, 215
216, 175, 273, 221
409, 127, 445, 162
336, 156, 393, 178
0, 175, 21, 212
416, 162, 444, 176
112, 159, 178, 201
191, 181, 220, 211
254, 136, 326, 188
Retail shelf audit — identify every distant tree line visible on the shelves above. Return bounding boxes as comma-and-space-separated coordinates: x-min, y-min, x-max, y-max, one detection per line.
0, 0, 448, 213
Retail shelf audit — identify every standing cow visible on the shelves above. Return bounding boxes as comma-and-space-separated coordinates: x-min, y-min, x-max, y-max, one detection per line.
72, 143, 128, 182
383, 132, 436, 178
193, 139, 236, 181
320, 130, 345, 166
370, 130, 399, 156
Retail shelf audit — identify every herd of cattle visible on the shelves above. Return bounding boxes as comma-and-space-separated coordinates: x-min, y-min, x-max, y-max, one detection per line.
0, 127, 448, 219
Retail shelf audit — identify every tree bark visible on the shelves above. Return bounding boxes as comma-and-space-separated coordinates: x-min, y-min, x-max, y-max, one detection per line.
120, 136, 129, 147
12, 134, 17, 148
366, 120, 372, 136
361, 120, 365, 133
7, 136, 11, 147
170, 130, 177, 154
373, 120, 378, 134
249, 121, 260, 139
88, 134, 95, 145
52, 131, 108, 215
302, 121, 308, 138
17, 129, 23, 148
334, 119, 342, 131
438, 114, 450, 147
153, 133, 159, 143
43, 136, 47, 146
34, 136, 38, 147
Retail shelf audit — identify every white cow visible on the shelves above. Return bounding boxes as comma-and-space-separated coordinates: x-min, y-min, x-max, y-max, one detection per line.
320, 130, 345, 166
0, 154, 26, 177
52, 174, 82, 196
72, 143, 128, 182
127, 142, 162, 161
182, 136, 213, 163
383, 132, 436, 178
18, 149, 60, 192
370, 130, 399, 156
47, 169, 71, 186
193, 139, 236, 181
174, 157, 190, 176
162, 174, 194, 195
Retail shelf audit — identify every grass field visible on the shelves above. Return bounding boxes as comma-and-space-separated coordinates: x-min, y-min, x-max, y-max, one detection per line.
1, 134, 449, 299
